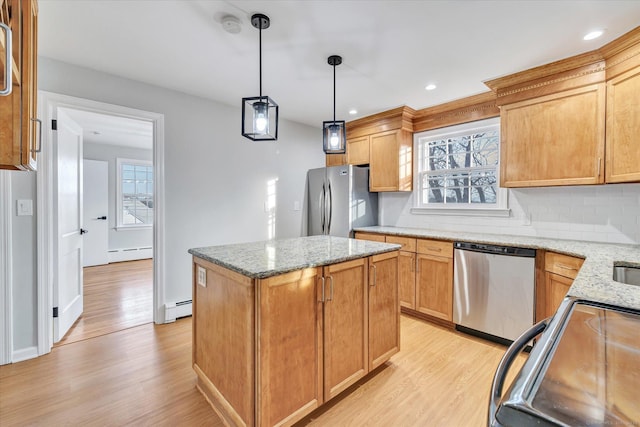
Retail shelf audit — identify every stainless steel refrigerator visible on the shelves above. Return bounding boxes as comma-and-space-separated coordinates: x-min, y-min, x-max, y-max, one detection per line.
306, 165, 378, 237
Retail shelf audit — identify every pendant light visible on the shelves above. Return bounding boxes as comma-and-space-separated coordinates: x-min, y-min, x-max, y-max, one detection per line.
242, 13, 278, 141
323, 55, 346, 154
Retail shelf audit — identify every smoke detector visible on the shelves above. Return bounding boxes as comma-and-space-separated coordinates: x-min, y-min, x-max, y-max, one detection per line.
221, 15, 241, 34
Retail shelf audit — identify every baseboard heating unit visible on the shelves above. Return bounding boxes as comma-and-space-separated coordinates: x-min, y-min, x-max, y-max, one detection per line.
107, 246, 153, 263
164, 300, 192, 323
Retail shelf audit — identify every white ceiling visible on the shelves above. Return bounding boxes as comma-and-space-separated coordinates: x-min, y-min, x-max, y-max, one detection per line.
39, 1, 640, 132
60, 108, 153, 150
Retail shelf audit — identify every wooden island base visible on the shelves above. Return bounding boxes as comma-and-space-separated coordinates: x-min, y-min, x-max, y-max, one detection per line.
192, 249, 399, 427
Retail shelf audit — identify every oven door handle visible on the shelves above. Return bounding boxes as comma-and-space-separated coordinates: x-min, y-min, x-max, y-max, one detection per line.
488, 318, 549, 426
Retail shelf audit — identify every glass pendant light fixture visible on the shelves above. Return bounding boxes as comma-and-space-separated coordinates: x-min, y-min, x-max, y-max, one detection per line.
323, 55, 346, 154
242, 13, 278, 141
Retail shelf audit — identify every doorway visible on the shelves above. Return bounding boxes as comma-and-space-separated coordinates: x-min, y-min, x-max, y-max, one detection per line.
55, 107, 155, 345
37, 91, 165, 354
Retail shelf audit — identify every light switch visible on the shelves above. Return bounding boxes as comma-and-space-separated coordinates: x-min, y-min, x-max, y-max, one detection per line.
197, 266, 207, 287
17, 199, 33, 216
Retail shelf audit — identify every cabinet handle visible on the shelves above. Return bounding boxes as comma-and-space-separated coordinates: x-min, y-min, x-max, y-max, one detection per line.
328, 275, 334, 301
556, 263, 577, 271
0, 23, 12, 96
370, 264, 377, 287
425, 246, 442, 252
31, 118, 43, 153
597, 157, 602, 177
319, 277, 325, 302
411, 255, 415, 272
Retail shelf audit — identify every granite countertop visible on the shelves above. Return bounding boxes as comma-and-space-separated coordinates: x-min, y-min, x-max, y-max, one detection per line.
188, 235, 401, 279
355, 226, 640, 311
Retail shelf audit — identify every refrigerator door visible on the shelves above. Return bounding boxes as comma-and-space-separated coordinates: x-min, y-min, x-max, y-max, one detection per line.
325, 165, 351, 237
349, 166, 378, 231
307, 167, 327, 236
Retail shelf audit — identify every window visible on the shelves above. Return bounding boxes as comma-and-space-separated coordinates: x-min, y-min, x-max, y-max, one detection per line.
413, 117, 508, 215
117, 158, 153, 228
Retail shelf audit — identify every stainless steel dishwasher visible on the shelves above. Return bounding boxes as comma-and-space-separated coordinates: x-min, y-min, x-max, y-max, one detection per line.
453, 242, 536, 343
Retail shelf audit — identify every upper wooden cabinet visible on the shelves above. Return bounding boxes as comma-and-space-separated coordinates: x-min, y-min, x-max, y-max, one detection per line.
606, 64, 640, 183
344, 107, 415, 192
0, 0, 39, 171
486, 26, 640, 187
499, 84, 606, 187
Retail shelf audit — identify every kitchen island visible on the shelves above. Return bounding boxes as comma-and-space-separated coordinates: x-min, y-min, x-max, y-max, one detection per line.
188, 236, 400, 427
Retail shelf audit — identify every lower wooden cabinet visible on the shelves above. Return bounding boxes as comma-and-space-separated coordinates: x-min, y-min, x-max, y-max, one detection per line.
539, 251, 585, 319
322, 259, 368, 401
415, 253, 453, 321
193, 252, 399, 427
368, 251, 400, 370
354, 231, 386, 242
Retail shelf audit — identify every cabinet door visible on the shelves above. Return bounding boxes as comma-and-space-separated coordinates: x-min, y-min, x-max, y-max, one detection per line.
416, 253, 453, 321
322, 258, 368, 401
500, 84, 606, 187
347, 135, 370, 165
258, 268, 323, 426
544, 272, 573, 319
369, 130, 412, 192
368, 251, 399, 370
21, 0, 38, 170
325, 153, 346, 167
606, 65, 640, 183
397, 250, 416, 309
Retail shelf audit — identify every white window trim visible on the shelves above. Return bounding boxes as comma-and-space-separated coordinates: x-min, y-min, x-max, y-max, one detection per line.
116, 157, 153, 230
412, 117, 509, 216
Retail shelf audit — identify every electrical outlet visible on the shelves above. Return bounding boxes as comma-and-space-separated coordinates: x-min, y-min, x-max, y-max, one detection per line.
197, 266, 207, 287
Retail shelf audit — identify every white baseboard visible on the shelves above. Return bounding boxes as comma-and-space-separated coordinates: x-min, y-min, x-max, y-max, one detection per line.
12, 346, 38, 363
108, 247, 153, 263
164, 300, 192, 323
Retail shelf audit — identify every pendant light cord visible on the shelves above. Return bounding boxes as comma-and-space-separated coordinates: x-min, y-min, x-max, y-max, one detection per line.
333, 63, 336, 124
259, 23, 263, 99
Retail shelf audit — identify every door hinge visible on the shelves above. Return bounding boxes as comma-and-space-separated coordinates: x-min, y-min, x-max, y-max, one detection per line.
51, 119, 57, 130
53, 307, 59, 318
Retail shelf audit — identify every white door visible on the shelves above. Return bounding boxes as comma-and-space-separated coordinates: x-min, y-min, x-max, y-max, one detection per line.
53, 109, 84, 342
83, 159, 109, 267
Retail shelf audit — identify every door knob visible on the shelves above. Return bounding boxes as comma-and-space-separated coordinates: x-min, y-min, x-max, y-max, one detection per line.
96, 216, 107, 220
80, 228, 88, 235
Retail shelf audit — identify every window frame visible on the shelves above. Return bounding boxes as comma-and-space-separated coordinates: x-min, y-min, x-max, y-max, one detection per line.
411, 117, 509, 216
116, 157, 154, 230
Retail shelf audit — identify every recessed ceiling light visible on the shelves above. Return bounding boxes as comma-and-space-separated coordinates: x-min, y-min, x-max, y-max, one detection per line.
583, 30, 604, 41
425, 84, 437, 91
349, 109, 358, 115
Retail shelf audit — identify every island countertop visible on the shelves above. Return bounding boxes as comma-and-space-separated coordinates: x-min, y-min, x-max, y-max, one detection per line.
354, 225, 640, 312
188, 235, 401, 279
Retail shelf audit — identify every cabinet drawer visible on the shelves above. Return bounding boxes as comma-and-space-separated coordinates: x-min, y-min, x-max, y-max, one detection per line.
354, 232, 386, 243
416, 239, 453, 258
385, 235, 416, 252
545, 252, 584, 279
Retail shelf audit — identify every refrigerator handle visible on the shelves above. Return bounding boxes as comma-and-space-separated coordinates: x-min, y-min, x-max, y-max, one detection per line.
327, 180, 333, 235
321, 183, 326, 233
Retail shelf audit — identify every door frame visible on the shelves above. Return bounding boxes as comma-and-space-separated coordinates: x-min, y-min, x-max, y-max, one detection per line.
0, 172, 12, 365
37, 91, 166, 354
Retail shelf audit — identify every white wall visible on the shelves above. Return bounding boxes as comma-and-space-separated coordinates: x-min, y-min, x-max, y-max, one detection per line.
5, 57, 323, 357
10, 171, 38, 352
84, 142, 153, 252
380, 183, 640, 244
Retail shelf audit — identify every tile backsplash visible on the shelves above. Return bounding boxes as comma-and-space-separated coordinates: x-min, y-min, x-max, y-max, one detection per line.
379, 184, 640, 245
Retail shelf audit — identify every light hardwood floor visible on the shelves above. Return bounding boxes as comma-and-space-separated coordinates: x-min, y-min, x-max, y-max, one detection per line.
0, 315, 525, 426
56, 259, 154, 346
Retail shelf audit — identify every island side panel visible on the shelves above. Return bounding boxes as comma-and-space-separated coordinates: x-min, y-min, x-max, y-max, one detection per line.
256, 268, 323, 427
193, 257, 255, 427
368, 251, 400, 370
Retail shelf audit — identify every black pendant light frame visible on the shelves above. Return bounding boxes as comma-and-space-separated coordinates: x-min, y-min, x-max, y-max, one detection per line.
323, 55, 346, 154
242, 13, 279, 141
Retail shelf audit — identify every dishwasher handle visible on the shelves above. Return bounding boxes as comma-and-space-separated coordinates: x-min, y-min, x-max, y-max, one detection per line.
488, 318, 549, 426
